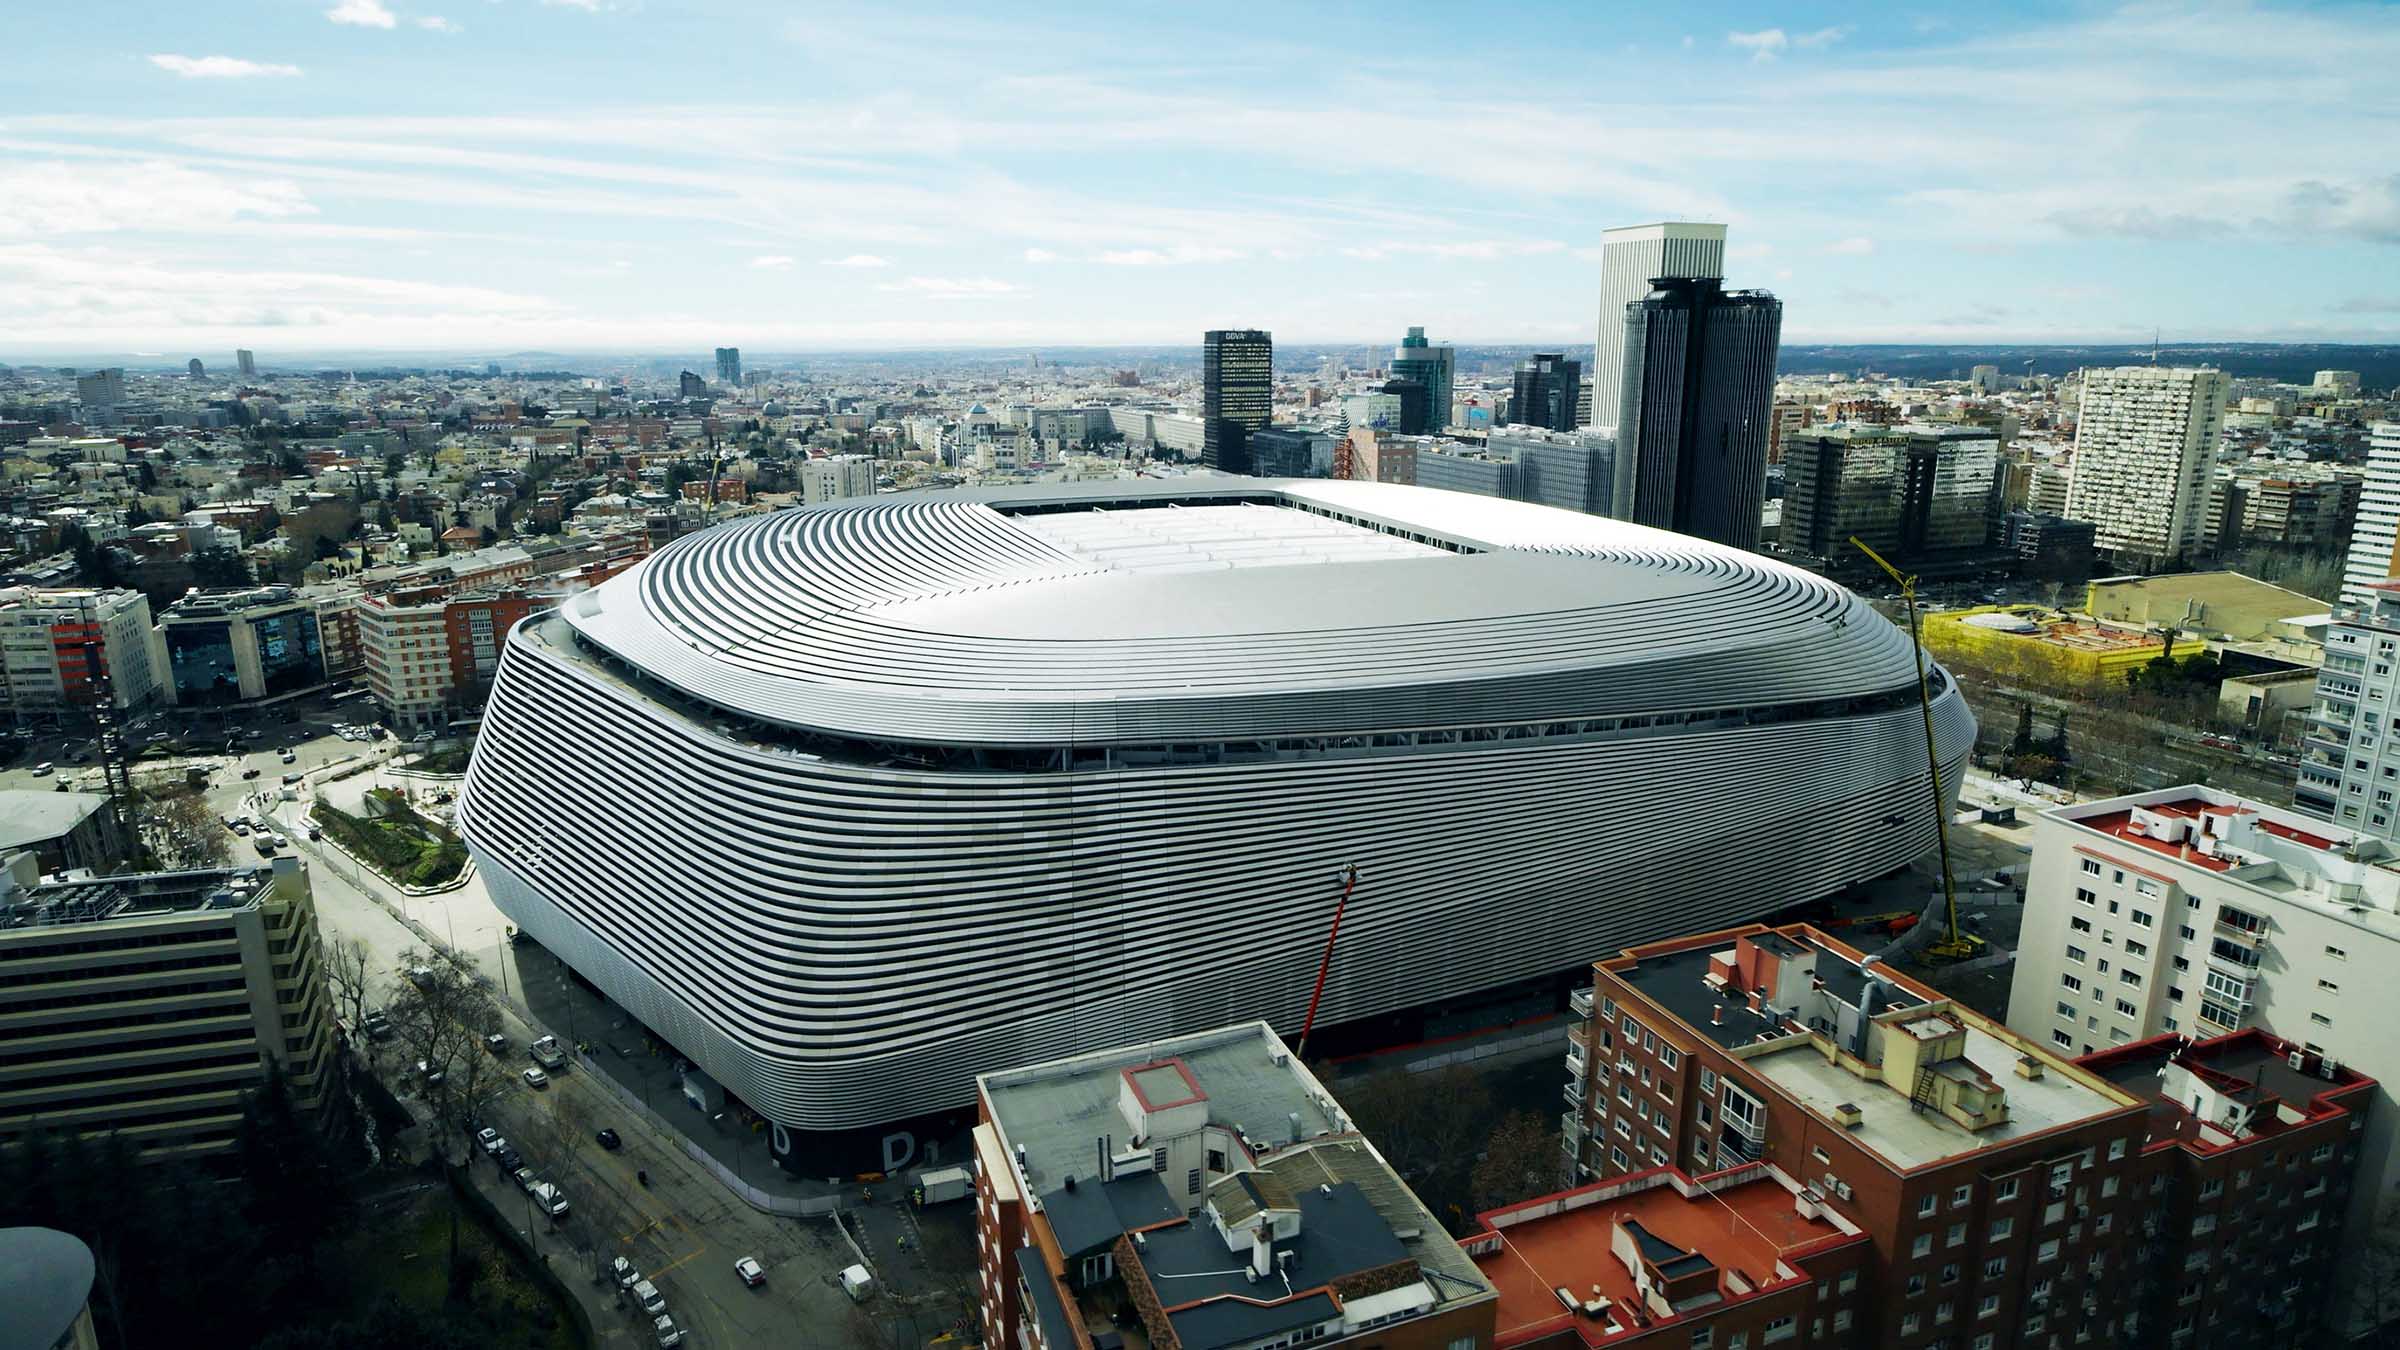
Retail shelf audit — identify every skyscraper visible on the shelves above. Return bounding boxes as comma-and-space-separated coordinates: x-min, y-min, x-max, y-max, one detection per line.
1388, 326, 1453, 433
1613, 278, 1783, 550
2061, 366, 2232, 569
1591, 222, 1726, 433
235, 348, 256, 377
714, 346, 741, 385
678, 370, 708, 398
187, 358, 205, 379
2339, 422, 2400, 604
74, 368, 125, 418
1202, 329, 1271, 473
1510, 352, 1582, 432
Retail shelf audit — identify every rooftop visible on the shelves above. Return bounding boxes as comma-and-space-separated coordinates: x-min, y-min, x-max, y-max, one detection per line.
0, 790, 110, 852
2053, 789, 2400, 929
1, 863, 280, 931
1469, 1167, 1859, 1347
2079, 1030, 2373, 1154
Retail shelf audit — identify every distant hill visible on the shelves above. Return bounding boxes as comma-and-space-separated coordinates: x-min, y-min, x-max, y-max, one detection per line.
1777, 343, 2400, 390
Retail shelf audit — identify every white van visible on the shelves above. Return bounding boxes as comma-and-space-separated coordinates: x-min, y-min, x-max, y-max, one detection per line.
839, 1264, 874, 1302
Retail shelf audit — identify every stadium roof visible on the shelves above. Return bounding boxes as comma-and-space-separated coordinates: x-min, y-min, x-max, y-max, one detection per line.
556, 479, 1924, 747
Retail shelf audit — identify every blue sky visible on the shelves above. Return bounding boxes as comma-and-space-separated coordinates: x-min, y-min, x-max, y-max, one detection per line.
2, 0, 2396, 354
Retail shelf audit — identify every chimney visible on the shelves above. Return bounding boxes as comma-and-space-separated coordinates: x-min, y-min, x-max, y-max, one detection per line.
1712, 1006, 1724, 1026
1250, 1229, 1273, 1281
1098, 1135, 1112, 1183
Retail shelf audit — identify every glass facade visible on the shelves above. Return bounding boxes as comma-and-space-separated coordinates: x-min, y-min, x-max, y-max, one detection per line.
250, 611, 324, 697
165, 620, 240, 705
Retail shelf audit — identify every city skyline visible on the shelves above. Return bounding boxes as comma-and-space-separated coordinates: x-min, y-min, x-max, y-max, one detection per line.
5, 1, 2397, 354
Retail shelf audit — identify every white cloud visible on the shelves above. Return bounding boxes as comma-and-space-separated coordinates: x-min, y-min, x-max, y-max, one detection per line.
416, 16, 457, 32
1340, 239, 1561, 262
1824, 236, 1876, 255
1095, 245, 1247, 265
147, 54, 303, 79
749, 255, 794, 269
875, 276, 1020, 298
820, 253, 889, 268
1728, 28, 1787, 59
1793, 26, 1848, 49
326, 0, 396, 27
1022, 247, 1059, 263
0, 160, 315, 235
541, 0, 608, 10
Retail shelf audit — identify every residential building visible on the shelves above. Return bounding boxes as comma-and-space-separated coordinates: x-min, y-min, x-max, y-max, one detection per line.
799, 454, 877, 505
714, 346, 741, 386
2061, 367, 2232, 569
2338, 423, 2400, 605
1389, 327, 1454, 435
1577, 919, 2361, 1349
0, 791, 126, 875
155, 585, 327, 707
235, 348, 256, 378
73, 370, 125, 419
2004, 787, 2400, 1331
443, 587, 551, 703
1614, 279, 1784, 550
678, 370, 707, 399
1203, 329, 1272, 473
1510, 353, 1582, 433
357, 586, 455, 732
2315, 370, 2363, 397
0, 586, 166, 723
2299, 582, 2400, 826
2205, 465, 2361, 554
1590, 222, 1726, 434
0, 853, 337, 1162
1780, 424, 2001, 565
973, 1021, 1497, 1350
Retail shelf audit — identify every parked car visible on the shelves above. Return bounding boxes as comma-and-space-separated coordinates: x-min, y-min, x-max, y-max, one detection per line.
528, 1035, 566, 1070
406, 965, 436, 990
475, 1127, 500, 1154
595, 1128, 622, 1151
231, 821, 251, 836
496, 1147, 523, 1172
29, 763, 50, 777
632, 1280, 666, 1316
416, 1059, 444, 1087
611, 1256, 640, 1290
280, 750, 297, 764
269, 832, 289, 848
482, 1033, 509, 1055
734, 1256, 765, 1288
522, 1067, 550, 1090
241, 767, 260, 779
652, 1315, 683, 1348
510, 1166, 536, 1193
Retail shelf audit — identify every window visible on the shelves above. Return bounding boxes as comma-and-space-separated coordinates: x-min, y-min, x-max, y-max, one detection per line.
1990, 1218, 2014, 1241
1660, 1045, 1680, 1071
1912, 1234, 1934, 1258
2057, 1001, 2079, 1020
1699, 1067, 1717, 1096
2178, 925, 2196, 941
2131, 909, 2154, 928
2051, 1030, 2072, 1048
1947, 1222, 1967, 1248
2125, 938, 2148, 957
1762, 1317, 1795, 1345
1995, 1178, 2019, 1202
2120, 969, 2143, 987
2070, 916, 2093, 933
1979, 1294, 2001, 1318
2061, 974, 2083, 992
2312, 1012, 2333, 1027
1918, 1194, 1939, 1217
2075, 887, 2098, 906
2066, 945, 2087, 964
2320, 979, 2341, 993
1838, 1271, 1858, 1294
1187, 1168, 1201, 1194
1622, 1014, 1640, 1039
2112, 869, 2126, 884
1983, 1256, 2007, 1278
2328, 945, 2349, 961
1941, 1262, 1961, 1285
1907, 1273, 1927, 1296
2136, 878, 2160, 896
2168, 986, 2184, 1003
2108, 1138, 2127, 1161
1690, 1330, 1712, 1350
1901, 1314, 1922, 1335
2115, 999, 2138, 1017
2037, 1240, 2061, 1263
2082, 859, 2102, 875
1953, 1184, 1972, 1207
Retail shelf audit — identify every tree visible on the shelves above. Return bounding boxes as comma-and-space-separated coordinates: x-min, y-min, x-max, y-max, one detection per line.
190, 548, 253, 587
2010, 753, 2063, 789
1331, 1065, 1494, 1233
324, 933, 375, 1038
2007, 704, 2035, 757
142, 788, 231, 868
1469, 1110, 1564, 1213
385, 947, 508, 1280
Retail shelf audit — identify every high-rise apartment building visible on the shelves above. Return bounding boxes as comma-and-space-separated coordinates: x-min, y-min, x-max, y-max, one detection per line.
1578, 920, 2367, 1349
1202, 329, 1272, 473
357, 586, 456, 733
1781, 424, 2001, 564
1388, 326, 1453, 434
1614, 278, 1783, 550
186, 358, 204, 379
0, 854, 339, 1162
1510, 352, 1582, 432
2337, 423, 2400, 605
2004, 787, 2400, 1329
678, 370, 708, 399
73, 369, 125, 418
0, 586, 166, 724
714, 346, 741, 385
2060, 367, 2231, 569
1591, 222, 1726, 434
973, 1022, 1497, 1350
798, 453, 877, 505
2299, 579, 2400, 829
235, 348, 256, 378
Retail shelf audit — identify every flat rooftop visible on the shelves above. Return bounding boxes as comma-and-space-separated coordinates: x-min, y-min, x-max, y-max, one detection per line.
1745, 1019, 2131, 1171
1474, 1171, 1854, 1346
1, 865, 276, 931
2082, 1031, 2371, 1153
979, 1022, 1346, 1200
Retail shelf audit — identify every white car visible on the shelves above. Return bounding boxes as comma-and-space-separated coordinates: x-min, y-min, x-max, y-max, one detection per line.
475, 1127, 501, 1153
632, 1280, 666, 1316
611, 1257, 640, 1291
522, 1066, 550, 1089
652, 1315, 683, 1348
269, 832, 289, 848
734, 1256, 765, 1287
29, 763, 51, 777
480, 1132, 508, 1158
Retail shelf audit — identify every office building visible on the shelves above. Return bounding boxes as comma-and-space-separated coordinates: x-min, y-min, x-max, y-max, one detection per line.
235, 348, 256, 378
677, 370, 708, 399
156, 585, 327, 707
1510, 352, 1582, 432
458, 479, 1973, 1174
0, 791, 126, 875
1998, 511, 2098, 578
0, 586, 166, 723
1415, 428, 1614, 517
1590, 222, 1726, 434
974, 1022, 1496, 1350
1339, 390, 1404, 436
714, 346, 741, 385
1382, 377, 1430, 435
1203, 329, 1272, 473
1581, 920, 2365, 1348
2338, 423, 2400, 605
1780, 424, 2001, 565
798, 453, 877, 505
1389, 326, 1454, 434
2316, 370, 2363, 397
1244, 427, 1333, 478
0, 854, 337, 1162
73, 369, 125, 419
1615, 279, 1784, 550
2004, 786, 2400, 1328
2061, 367, 2232, 569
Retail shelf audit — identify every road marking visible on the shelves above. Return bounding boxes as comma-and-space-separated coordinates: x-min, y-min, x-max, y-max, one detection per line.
650, 1243, 709, 1278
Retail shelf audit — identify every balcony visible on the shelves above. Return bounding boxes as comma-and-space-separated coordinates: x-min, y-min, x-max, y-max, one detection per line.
1567, 1022, 1588, 1054
1564, 1079, 1584, 1109
1569, 986, 1595, 1020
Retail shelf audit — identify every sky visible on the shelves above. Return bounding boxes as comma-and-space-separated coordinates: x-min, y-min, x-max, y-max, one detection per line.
2, 0, 2397, 356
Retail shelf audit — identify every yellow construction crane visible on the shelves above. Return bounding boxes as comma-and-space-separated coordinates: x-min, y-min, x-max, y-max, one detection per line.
1850, 537, 1983, 963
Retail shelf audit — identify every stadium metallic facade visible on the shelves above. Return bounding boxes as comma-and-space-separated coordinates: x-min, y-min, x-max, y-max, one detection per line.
457, 480, 1974, 1173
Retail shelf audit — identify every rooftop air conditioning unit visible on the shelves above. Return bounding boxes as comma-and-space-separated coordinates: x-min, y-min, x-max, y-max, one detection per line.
2290, 1050, 2308, 1071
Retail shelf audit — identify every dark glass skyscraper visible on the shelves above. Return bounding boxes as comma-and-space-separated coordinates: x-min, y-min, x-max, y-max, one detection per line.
1382, 378, 1430, 435
1390, 326, 1453, 433
1511, 352, 1583, 432
715, 346, 742, 385
1203, 329, 1272, 473
1613, 279, 1783, 550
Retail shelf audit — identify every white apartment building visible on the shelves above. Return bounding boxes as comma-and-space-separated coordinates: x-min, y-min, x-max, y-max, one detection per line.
2297, 578, 2400, 832
0, 587, 166, 723
2060, 366, 2232, 568
2338, 422, 2400, 605
798, 453, 877, 505
2006, 785, 2400, 1252
357, 590, 455, 732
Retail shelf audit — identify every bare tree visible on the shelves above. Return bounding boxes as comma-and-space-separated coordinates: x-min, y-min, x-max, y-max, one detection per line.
141, 789, 231, 869
385, 946, 507, 1276
1332, 1065, 1494, 1233
323, 935, 374, 1038
1470, 1110, 1565, 1214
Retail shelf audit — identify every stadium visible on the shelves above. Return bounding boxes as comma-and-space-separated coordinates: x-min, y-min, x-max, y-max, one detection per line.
456, 479, 1975, 1172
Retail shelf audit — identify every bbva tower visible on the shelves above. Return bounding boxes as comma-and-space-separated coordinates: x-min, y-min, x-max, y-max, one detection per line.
457, 479, 1972, 1171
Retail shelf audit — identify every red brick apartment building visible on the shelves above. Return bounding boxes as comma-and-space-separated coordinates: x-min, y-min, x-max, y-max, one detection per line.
1557, 923, 2370, 1350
